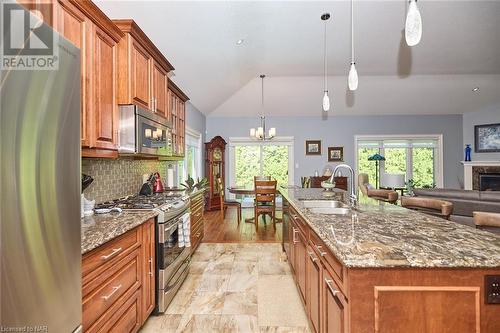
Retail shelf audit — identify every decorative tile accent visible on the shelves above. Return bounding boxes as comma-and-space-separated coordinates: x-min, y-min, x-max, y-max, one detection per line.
82, 158, 174, 203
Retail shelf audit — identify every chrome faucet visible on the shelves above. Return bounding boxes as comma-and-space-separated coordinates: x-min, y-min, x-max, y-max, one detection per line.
330, 164, 357, 207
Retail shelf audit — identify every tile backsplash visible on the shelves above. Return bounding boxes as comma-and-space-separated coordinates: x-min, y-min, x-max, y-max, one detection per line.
82, 158, 174, 203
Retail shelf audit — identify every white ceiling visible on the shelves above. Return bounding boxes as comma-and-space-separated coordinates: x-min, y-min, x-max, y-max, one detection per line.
96, 0, 500, 116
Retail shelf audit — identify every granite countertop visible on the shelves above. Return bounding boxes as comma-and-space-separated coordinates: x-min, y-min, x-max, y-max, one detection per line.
81, 210, 158, 254
280, 188, 500, 268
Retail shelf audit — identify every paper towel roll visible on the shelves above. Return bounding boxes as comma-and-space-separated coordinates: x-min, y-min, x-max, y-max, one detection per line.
167, 168, 174, 188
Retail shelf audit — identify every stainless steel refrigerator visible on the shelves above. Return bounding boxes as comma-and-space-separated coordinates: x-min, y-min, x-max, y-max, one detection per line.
1, 4, 82, 332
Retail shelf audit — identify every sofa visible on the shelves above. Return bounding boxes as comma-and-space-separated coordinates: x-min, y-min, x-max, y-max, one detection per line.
412, 188, 500, 227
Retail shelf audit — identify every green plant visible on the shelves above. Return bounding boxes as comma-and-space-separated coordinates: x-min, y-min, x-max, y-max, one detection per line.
181, 175, 208, 193
180, 175, 195, 192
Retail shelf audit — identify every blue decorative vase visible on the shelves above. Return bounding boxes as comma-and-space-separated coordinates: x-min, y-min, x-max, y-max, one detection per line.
465, 144, 472, 162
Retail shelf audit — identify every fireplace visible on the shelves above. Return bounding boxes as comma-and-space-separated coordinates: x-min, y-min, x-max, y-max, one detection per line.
479, 173, 500, 191
472, 166, 500, 190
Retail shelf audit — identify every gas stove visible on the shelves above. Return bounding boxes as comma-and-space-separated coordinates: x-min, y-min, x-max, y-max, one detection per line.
95, 192, 190, 223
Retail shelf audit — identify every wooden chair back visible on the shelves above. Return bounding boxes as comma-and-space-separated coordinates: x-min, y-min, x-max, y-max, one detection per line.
254, 179, 277, 204
254, 175, 271, 181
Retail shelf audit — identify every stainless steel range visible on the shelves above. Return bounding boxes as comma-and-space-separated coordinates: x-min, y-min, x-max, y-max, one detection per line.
95, 192, 191, 313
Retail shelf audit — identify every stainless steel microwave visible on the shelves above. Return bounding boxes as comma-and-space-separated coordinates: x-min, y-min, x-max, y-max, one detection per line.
119, 105, 172, 157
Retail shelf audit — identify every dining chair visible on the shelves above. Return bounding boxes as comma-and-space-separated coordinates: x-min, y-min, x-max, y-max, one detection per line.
254, 175, 271, 181
217, 178, 241, 224
254, 178, 277, 231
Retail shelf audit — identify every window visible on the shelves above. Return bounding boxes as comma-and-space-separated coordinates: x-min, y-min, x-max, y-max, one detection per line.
178, 128, 202, 185
229, 137, 294, 185
356, 135, 443, 188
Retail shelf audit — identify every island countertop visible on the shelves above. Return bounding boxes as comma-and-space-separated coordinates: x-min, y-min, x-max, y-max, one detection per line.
280, 188, 500, 268
81, 210, 158, 254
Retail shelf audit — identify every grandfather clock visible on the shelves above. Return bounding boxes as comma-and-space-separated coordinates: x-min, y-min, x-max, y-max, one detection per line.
205, 136, 227, 211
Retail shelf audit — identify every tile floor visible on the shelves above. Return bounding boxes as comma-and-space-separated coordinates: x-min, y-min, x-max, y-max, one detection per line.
140, 243, 310, 333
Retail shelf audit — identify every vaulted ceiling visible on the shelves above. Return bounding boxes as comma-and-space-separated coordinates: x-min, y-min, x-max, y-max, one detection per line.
96, 0, 500, 116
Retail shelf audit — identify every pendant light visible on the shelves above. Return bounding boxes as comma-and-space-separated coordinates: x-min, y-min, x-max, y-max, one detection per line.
405, 0, 422, 46
348, 0, 358, 90
249, 75, 276, 141
321, 13, 331, 112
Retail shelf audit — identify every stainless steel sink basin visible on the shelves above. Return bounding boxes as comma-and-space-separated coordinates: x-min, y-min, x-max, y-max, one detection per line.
302, 200, 345, 208
308, 207, 351, 215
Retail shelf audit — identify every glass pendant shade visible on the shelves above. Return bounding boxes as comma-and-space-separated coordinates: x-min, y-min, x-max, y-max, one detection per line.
250, 128, 256, 137
322, 91, 330, 112
257, 127, 264, 138
348, 63, 358, 91
405, 0, 422, 46
269, 128, 276, 138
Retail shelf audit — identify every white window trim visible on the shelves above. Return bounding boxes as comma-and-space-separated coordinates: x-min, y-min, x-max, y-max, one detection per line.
184, 126, 202, 181
228, 136, 295, 198
354, 134, 444, 188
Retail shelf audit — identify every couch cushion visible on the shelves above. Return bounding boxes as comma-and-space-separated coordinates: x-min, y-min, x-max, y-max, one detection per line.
413, 188, 480, 200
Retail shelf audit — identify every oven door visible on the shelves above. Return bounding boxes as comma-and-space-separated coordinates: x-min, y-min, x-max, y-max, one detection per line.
157, 254, 190, 313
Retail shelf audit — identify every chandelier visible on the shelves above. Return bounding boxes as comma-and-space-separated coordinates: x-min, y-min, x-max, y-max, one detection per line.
249, 75, 276, 140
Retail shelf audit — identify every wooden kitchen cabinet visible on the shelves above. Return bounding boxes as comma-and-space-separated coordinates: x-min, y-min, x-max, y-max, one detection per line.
291, 217, 307, 304
141, 219, 155, 319
322, 268, 347, 333
307, 246, 321, 333
168, 81, 188, 157
190, 191, 205, 252
113, 19, 174, 114
51, 0, 123, 157
82, 219, 155, 333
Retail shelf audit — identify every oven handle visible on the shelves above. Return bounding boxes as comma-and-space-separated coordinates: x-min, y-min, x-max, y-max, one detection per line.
158, 222, 178, 243
165, 257, 191, 292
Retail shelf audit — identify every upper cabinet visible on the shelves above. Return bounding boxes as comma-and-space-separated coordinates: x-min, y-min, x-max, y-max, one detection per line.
168, 81, 189, 157
113, 19, 174, 116
51, 0, 124, 158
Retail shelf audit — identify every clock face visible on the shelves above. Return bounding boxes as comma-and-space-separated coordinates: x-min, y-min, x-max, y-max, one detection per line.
213, 148, 222, 161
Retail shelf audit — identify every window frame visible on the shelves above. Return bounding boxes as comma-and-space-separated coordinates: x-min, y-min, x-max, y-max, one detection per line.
354, 134, 444, 188
227, 136, 295, 198
179, 126, 202, 184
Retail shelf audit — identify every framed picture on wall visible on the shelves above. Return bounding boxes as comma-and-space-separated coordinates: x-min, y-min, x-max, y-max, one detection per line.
475, 123, 500, 153
306, 140, 322, 155
328, 147, 344, 162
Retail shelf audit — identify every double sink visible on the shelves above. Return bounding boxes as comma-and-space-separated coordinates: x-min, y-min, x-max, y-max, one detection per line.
301, 200, 351, 215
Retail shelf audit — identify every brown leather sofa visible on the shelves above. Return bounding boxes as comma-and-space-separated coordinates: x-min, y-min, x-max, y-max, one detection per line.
413, 188, 500, 227
358, 174, 399, 204
401, 196, 453, 220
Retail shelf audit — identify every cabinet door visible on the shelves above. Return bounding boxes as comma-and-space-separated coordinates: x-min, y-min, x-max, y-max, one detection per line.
323, 269, 347, 333
307, 246, 321, 333
295, 229, 307, 303
56, 0, 90, 147
152, 62, 168, 116
92, 24, 118, 150
142, 219, 155, 319
130, 40, 151, 108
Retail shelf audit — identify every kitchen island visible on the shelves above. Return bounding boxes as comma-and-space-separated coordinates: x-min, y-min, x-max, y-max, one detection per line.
280, 188, 500, 333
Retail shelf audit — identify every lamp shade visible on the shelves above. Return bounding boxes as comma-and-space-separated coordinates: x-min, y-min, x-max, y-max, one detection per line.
381, 173, 406, 188
368, 153, 386, 161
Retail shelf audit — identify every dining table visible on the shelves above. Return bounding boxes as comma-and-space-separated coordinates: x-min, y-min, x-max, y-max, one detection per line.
227, 186, 293, 224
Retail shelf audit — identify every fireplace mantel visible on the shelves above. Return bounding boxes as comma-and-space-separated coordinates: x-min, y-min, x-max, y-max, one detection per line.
461, 161, 500, 190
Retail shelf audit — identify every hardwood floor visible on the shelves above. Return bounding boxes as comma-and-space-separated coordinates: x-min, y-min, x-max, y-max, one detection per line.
203, 207, 282, 243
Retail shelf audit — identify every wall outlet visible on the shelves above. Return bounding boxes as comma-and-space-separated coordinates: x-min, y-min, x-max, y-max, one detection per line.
485, 275, 500, 304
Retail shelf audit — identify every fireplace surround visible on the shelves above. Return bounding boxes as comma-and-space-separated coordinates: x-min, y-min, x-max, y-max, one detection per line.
472, 166, 500, 190
462, 161, 500, 190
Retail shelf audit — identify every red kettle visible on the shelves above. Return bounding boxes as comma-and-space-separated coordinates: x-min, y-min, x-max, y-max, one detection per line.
153, 172, 164, 193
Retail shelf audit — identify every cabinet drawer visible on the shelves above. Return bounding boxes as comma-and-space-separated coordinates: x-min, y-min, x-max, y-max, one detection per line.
83, 227, 140, 279
191, 209, 203, 226
191, 197, 204, 212
290, 208, 308, 236
83, 249, 141, 330
96, 288, 141, 333
309, 231, 345, 290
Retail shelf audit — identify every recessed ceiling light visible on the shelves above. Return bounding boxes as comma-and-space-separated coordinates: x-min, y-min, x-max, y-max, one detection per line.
236, 39, 244, 45
472, 87, 480, 92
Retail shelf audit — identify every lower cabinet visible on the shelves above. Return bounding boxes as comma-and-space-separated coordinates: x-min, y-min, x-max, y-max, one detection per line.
322, 268, 347, 333
190, 191, 205, 252
307, 246, 321, 333
82, 219, 155, 333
